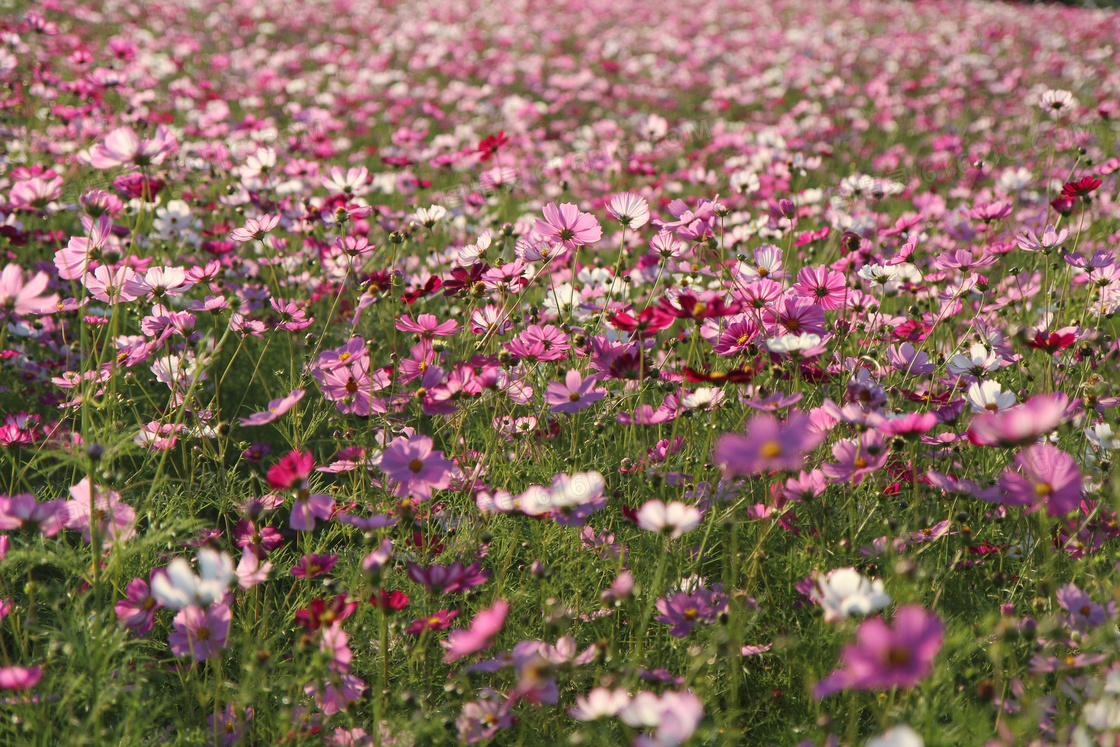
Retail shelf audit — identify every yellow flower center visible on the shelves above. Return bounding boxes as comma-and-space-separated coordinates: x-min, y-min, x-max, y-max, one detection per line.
760, 441, 783, 459
885, 647, 911, 666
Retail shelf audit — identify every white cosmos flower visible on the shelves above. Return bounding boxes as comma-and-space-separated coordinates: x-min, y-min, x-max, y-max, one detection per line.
1087, 423, 1120, 450
568, 687, 630, 721
810, 567, 890, 623
151, 547, 234, 609
1039, 89, 1076, 120
412, 204, 447, 227
766, 333, 821, 354
636, 500, 702, 539
682, 387, 722, 410
866, 725, 924, 747
947, 343, 1001, 378
965, 380, 1017, 413
517, 471, 605, 517
607, 192, 650, 229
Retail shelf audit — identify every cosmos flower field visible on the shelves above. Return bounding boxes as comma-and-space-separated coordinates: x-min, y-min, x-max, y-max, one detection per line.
4, 0, 1120, 744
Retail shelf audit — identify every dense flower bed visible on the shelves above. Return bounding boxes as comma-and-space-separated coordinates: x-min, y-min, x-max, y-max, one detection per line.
2, 0, 1120, 744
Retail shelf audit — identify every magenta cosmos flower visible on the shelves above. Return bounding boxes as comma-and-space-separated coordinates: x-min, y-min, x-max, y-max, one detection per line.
114, 574, 162, 636
290, 553, 339, 579
998, 443, 1082, 517
545, 370, 607, 413
0, 666, 42, 690
267, 450, 335, 531
534, 203, 602, 251
379, 434, 454, 500
168, 602, 231, 662
407, 561, 491, 594
714, 411, 824, 476
815, 605, 943, 699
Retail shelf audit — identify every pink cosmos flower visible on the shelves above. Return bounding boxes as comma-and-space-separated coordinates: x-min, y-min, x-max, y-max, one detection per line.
379, 434, 454, 500
821, 430, 890, 486
457, 689, 514, 743
270, 297, 313, 331
267, 450, 315, 491
505, 324, 570, 362
0, 264, 58, 316
306, 673, 367, 716
792, 265, 847, 309
534, 203, 603, 250
814, 605, 943, 698
362, 538, 394, 575
63, 478, 136, 545
762, 296, 827, 337
968, 393, 1067, 447
235, 550, 272, 589
123, 267, 194, 301
0, 666, 42, 690
1056, 583, 1116, 633
320, 624, 353, 673
781, 469, 828, 503
239, 389, 305, 427
207, 705, 253, 746
875, 412, 939, 440
229, 214, 280, 243
887, 343, 935, 376
999, 443, 1082, 517
442, 599, 509, 664
56, 216, 112, 281
0, 493, 65, 536
407, 562, 490, 594
8, 175, 63, 211
545, 370, 607, 413
714, 411, 824, 476
290, 491, 335, 532
168, 602, 231, 662
313, 356, 390, 416
655, 590, 726, 637
405, 609, 460, 635
85, 125, 178, 169
83, 265, 141, 305
233, 518, 283, 558
396, 313, 459, 338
